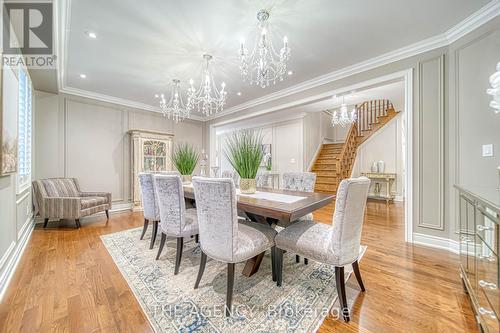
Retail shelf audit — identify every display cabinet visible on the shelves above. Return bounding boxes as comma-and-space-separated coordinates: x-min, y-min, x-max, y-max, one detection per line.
129, 130, 174, 211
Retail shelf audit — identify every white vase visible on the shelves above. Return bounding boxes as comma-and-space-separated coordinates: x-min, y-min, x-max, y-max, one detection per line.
377, 161, 385, 173
371, 162, 378, 173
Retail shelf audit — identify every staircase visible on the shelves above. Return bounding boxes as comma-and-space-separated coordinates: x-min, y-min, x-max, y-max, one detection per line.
312, 99, 398, 194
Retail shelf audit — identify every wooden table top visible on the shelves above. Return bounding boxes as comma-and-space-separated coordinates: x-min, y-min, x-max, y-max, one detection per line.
183, 185, 335, 226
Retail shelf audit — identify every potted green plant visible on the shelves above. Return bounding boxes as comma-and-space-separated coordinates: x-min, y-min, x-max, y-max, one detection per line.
224, 129, 263, 194
171, 143, 200, 183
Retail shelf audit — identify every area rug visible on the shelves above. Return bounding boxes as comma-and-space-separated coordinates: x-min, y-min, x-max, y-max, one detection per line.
101, 227, 366, 333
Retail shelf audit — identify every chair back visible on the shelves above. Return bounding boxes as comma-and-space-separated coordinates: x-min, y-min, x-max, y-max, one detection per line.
36, 178, 80, 198
153, 174, 186, 237
282, 172, 316, 192
138, 173, 159, 221
192, 177, 239, 262
330, 177, 370, 265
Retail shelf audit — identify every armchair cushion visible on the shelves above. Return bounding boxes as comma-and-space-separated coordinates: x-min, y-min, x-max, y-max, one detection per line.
81, 196, 109, 209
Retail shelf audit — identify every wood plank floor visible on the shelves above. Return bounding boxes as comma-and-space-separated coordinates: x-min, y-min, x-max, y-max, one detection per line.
0, 201, 479, 332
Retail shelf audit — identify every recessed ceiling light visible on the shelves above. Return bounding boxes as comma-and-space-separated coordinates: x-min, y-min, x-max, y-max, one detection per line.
237, 92, 242, 96
287, 70, 293, 76
85, 31, 97, 39
154, 94, 159, 98
79, 74, 86, 79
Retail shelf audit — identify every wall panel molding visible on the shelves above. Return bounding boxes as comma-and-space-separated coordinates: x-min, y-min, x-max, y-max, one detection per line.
417, 55, 445, 230
452, 29, 496, 232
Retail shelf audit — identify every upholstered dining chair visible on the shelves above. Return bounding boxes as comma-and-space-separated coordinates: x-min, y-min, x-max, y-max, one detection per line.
153, 174, 199, 275
191, 177, 277, 316
138, 172, 179, 249
274, 176, 370, 322
282, 172, 317, 264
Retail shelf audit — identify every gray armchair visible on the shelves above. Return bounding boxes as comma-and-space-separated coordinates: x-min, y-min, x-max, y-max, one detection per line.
32, 178, 111, 228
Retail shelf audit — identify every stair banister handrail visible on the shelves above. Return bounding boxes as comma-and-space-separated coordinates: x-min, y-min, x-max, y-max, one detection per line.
336, 123, 358, 178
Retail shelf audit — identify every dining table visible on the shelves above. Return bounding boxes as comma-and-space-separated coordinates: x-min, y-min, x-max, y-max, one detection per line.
183, 185, 335, 277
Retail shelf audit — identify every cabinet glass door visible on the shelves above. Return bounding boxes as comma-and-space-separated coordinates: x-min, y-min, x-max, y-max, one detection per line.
143, 140, 167, 172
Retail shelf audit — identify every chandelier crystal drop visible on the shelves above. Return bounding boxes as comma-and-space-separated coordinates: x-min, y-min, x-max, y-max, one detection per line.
239, 9, 291, 88
331, 96, 357, 127
156, 79, 191, 123
487, 61, 500, 114
187, 54, 227, 116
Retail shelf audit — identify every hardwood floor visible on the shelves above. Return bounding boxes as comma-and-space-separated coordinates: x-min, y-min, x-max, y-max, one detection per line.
0, 201, 479, 332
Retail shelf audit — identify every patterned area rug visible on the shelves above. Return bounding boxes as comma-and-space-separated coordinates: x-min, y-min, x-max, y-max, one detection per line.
101, 227, 366, 333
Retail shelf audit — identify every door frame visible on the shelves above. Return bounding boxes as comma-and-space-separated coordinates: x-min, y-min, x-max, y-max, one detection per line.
209, 68, 414, 242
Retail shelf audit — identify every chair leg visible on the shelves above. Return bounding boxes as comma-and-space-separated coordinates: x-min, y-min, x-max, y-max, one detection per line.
352, 260, 365, 291
226, 263, 235, 317
335, 266, 350, 322
174, 237, 184, 275
194, 251, 207, 289
271, 246, 277, 282
43, 218, 49, 228
149, 221, 158, 249
195, 234, 199, 243
276, 248, 284, 287
156, 233, 166, 260
140, 219, 149, 240
75, 219, 80, 229
105, 210, 109, 220
295, 255, 300, 263
304, 258, 309, 265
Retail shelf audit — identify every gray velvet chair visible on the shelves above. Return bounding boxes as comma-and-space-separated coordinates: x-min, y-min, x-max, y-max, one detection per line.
138, 173, 160, 249
138, 171, 180, 249
32, 178, 111, 228
153, 174, 199, 275
191, 177, 277, 316
282, 172, 317, 264
274, 176, 370, 322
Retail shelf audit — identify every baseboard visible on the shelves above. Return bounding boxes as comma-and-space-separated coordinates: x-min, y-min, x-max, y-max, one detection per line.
0, 217, 35, 301
412, 233, 459, 254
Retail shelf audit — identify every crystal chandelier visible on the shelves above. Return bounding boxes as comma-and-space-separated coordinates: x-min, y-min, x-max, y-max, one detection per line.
187, 54, 227, 116
331, 96, 357, 127
487, 61, 500, 114
239, 9, 291, 88
156, 79, 190, 123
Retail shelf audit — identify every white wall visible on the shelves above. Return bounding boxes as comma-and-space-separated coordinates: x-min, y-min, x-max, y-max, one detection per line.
34, 92, 205, 209
352, 113, 405, 200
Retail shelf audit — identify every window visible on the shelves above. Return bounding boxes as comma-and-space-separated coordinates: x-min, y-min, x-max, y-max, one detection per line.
17, 68, 32, 192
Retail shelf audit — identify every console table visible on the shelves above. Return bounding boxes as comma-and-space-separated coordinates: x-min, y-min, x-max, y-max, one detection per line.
456, 185, 499, 333
360, 172, 396, 203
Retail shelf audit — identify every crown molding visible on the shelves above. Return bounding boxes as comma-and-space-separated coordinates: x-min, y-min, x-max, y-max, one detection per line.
58, 0, 500, 123
60, 87, 206, 121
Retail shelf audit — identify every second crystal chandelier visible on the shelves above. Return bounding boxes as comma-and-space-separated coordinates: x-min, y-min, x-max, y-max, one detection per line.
239, 9, 291, 88
187, 54, 227, 116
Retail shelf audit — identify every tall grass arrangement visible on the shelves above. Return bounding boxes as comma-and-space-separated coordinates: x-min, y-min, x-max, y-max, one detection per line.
171, 143, 199, 175
224, 129, 263, 179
